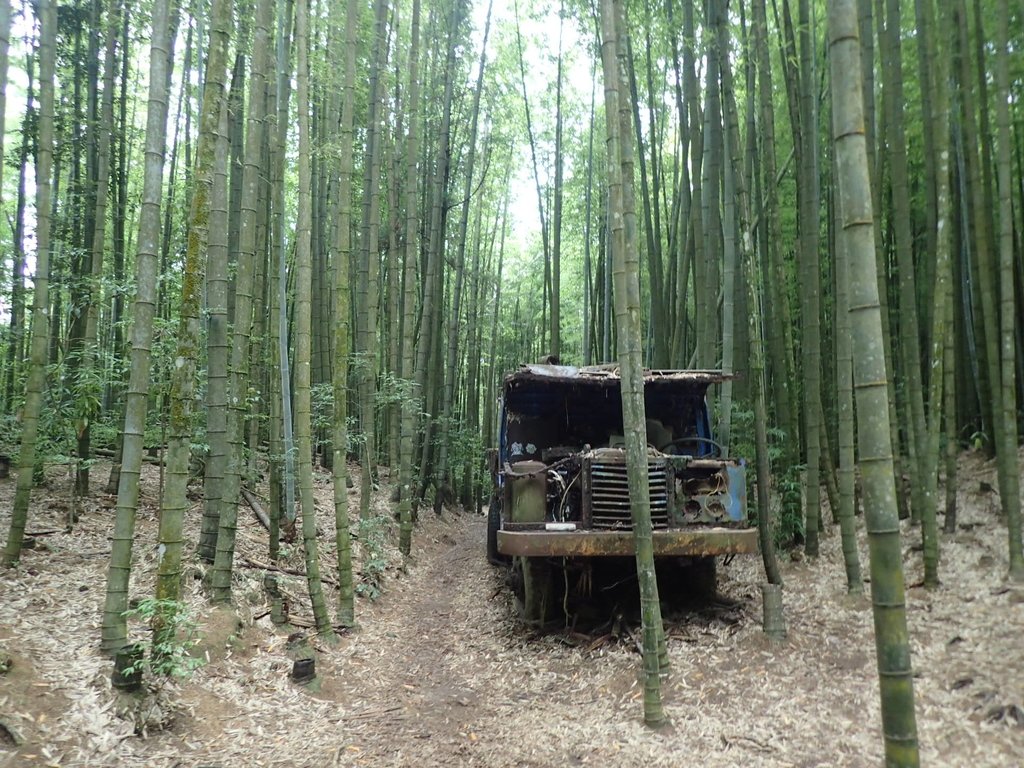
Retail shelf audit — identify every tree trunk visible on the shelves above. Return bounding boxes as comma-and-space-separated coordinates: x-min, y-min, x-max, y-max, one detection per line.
797, 0, 823, 557
333, 0, 361, 622
384, 116, 402, 470
992, 0, 1023, 579
414, 0, 459, 508
550, 0, 563, 359
226, 30, 246, 325
881, 0, 928, 536
266, 0, 291, 561
200, 72, 231, 565
953, 0, 999, 454
599, 0, 665, 728
155, 0, 233, 650
99, 0, 181, 652
637, 0, 666, 368
698, 1, 723, 377
716, 3, 737, 455
273, 0, 297, 539
209, 0, 273, 596
76, 0, 121, 496
725, 0, 783, 588
3, 59, 31, 412
583, 68, 597, 366
752, 0, 799, 465
915, 0, 953, 588
513, 0, 551, 355
397, 0, 423, 557
942, 293, 959, 535
433, 0, 491, 516
829, 2, 920, 762
834, 175, 864, 594
0, 0, 10, 203
356, 0, 389, 521
3, 0, 56, 568
294, 0, 333, 638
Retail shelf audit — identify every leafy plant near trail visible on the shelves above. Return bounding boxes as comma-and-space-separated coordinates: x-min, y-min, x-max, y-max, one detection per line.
730, 405, 803, 548
356, 514, 390, 600
775, 464, 805, 547
123, 598, 205, 682
0, 414, 20, 459
113, 596, 203, 738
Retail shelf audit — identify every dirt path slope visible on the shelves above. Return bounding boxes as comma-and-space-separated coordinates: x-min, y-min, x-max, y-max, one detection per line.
2, 456, 1023, 767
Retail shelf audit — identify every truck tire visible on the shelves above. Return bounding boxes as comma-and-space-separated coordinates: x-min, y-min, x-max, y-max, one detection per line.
487, 496, 506, 566
689, 556, 718, 602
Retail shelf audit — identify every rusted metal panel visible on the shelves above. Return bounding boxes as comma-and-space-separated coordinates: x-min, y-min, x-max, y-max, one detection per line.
509, 364, 734, 386
497, 527, 759, 557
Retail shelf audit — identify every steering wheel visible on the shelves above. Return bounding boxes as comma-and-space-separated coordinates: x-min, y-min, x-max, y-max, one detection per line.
659, 436, 723, 457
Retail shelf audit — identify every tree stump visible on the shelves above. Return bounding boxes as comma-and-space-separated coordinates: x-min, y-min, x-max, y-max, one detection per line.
760, 583, 787, 641
111, 643, 144, 691
290, 657, 316, 684
263, 573, 288, 625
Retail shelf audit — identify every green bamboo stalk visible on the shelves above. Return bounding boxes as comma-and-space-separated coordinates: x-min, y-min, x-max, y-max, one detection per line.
398, 0, 423, 558
333, 0, 360, 623
829, 2, 919, 763
3, 0, 56, 568
98, 0, 180, 651
209, 0, 274, 601
294, 0, 334, 639
992, 0, 1023, 580
156, 0, 233, 658
834, 179, 863, 594
918, 0, 953, 588
600, 0, 666, 728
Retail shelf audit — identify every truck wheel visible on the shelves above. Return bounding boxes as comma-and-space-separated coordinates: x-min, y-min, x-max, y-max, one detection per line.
521, 556, 553, 626
689, 556, 718, 602
487, 496, 505, 566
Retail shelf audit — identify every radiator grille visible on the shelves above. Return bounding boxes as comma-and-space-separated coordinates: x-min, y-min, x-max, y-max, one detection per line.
589, 458, 669, 530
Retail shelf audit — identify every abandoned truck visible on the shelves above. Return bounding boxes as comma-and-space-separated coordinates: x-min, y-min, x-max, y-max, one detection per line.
487, 364, 758, 625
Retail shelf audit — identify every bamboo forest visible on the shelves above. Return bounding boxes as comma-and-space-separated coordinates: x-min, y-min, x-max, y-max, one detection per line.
0, 0, 1022, 764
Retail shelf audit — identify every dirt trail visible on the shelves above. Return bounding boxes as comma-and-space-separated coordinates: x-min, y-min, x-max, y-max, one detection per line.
327, 517, 500, 763
322, 513, 673, 768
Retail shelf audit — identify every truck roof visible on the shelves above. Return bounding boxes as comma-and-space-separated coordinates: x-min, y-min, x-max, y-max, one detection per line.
504, 364, 732, 387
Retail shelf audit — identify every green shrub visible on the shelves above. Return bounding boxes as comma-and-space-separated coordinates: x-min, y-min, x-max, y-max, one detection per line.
122, 598, 205, 681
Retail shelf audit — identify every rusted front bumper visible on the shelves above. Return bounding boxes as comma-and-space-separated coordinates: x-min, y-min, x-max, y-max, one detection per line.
497, 527, 759, 558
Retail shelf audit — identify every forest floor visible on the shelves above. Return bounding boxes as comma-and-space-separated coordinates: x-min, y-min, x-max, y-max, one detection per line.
1, 450, 1023, 767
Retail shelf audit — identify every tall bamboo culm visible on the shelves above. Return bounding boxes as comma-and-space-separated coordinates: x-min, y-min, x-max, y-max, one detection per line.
98, 0, 181, 651
598, 0, 666, 728
2, 0, 56, 568
829, 1, 919, 764
294, 0, 333, 638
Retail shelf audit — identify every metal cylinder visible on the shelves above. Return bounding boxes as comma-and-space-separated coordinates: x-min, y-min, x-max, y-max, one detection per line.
509, 460, 547, 524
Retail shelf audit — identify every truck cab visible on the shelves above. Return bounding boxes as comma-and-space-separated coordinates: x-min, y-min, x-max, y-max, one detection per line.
487, 364, 758, 624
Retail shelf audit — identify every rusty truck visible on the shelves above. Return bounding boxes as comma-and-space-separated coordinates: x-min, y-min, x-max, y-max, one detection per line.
487, 363, 758, 625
